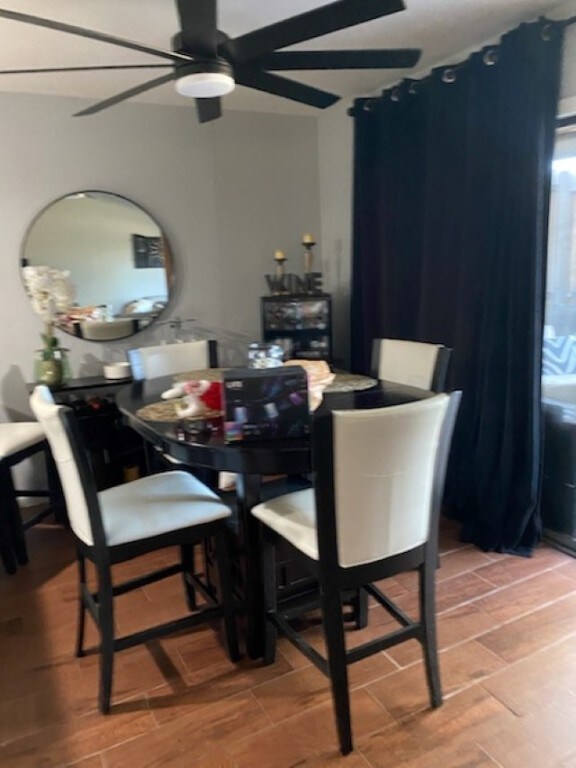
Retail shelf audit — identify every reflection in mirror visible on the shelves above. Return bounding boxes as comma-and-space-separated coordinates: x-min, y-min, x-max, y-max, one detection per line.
21, 191, 173, 341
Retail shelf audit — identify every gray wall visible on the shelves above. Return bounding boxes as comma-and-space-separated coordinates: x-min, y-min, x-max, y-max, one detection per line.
318, 102, 353, 368
0, 92, 321, 419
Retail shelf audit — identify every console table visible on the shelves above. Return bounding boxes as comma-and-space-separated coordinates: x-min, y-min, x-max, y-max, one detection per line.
27, 375, 146, 489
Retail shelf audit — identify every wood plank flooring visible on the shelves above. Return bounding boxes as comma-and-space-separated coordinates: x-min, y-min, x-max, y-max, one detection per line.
1, 518, 576, 767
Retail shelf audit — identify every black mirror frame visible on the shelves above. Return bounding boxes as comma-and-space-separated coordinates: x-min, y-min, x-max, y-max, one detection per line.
20, 190, 174, 342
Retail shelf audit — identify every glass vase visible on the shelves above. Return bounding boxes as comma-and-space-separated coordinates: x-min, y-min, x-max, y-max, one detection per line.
34, 347, 70, 390
247, 342, 284, 369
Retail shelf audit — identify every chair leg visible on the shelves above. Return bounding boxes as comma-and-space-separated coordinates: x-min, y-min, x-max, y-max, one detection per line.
351, 587, 369, 630
44, 446, 67, 526
214, 529, 241, 663
321, 587, 353, 756
420, 564, 442, 708
144, 442, 163, 475
180, 543, 197, 610
0, 503, 17, 575
0, 465, 28, 566
76, 553, 87, 658
97, 566, 115, 714
261, 532, 278, 666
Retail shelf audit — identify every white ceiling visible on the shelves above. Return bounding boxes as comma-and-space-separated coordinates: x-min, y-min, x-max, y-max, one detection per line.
0, 0, 574, 118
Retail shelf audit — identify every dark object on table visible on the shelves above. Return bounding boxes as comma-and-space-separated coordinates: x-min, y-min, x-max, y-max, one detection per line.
222, 366, 310, 442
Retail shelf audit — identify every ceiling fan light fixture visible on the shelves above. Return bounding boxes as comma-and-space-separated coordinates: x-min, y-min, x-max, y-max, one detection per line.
175, 71, 235, 98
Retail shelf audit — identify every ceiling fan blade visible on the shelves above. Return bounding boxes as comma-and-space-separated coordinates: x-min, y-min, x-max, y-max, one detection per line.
235, 69, 339, 109
255, 48, 421, 70
0, 64, 171, 76
176, 0, 217, 56
74, 71, 179, 116
227, 0, 406, 64
0, 8, 194, 64
196, 97, 221, 123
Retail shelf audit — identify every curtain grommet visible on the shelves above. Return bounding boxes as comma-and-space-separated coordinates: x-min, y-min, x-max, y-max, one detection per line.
483, 49, 499, 66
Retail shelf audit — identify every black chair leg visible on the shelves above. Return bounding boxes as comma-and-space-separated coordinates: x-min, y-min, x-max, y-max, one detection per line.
215, 530, 241, 663
98, 567, 115, 714
420, 564, 442, 708
144, 443, 164, 475
1, 466, 28, 566
76, 553, 87, 657
261, 532, 278, 666
0, 506, 17, 575
45, 447, 67, 526
180, 543, 198, 611
0, 460, 17, 574
351, 587, 369, 629
322, 587, 353, 756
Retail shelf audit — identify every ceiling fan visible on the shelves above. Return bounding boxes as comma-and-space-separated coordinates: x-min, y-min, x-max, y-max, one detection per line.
0, 0, 421, 123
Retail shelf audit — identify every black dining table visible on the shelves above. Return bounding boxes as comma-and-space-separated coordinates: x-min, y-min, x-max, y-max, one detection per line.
116, 372, 433, 658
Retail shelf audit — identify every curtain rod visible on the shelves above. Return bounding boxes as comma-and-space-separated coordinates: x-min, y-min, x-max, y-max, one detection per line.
349, 16, 566, 118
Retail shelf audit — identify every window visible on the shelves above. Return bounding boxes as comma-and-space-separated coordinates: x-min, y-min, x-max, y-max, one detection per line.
541, 122, 576, 553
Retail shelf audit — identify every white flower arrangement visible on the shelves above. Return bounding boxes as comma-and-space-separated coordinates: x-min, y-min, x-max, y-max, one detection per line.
22, 265, 75, 350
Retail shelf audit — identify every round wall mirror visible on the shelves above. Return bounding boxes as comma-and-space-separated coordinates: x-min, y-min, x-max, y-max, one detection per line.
21, 191, 173, 341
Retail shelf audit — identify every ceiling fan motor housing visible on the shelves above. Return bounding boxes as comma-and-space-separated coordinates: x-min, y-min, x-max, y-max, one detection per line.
171, 30, 235, 98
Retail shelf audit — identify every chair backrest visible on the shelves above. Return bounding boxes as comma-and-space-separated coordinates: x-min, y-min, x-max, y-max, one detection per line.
30, 385, 102, 548
127, 339, 218, 381
313, 393, 459, 569
371, 338, 451, 392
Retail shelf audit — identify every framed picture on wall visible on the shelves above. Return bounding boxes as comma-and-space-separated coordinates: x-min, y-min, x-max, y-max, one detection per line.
132, 234, 164, 268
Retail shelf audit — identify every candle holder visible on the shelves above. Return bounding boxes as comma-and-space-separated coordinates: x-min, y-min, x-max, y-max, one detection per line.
301, 234, 316, 274
273, 249, 287, 294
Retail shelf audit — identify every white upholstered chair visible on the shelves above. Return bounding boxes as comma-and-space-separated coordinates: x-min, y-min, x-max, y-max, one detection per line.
0, 422, 63, 574
251, 392, 461, 754
371, 338, 452, 391
30, 384, 239, 714
128, 339, 217, 381
128, 339, 235, 490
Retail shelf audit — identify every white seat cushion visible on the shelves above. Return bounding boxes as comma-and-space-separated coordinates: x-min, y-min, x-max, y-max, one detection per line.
0, 423, 45, 460
98, 470, 231, 547
251, 488, 318, 561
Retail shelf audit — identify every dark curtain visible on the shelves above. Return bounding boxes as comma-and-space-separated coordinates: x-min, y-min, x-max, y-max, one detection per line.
350, 19, 564, 555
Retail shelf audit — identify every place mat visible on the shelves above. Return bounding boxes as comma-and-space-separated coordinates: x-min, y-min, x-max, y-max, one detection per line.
137, 371, 377, 423
174, 368, 228, 382
326, 372, 377, 392
136, 400, 222, 422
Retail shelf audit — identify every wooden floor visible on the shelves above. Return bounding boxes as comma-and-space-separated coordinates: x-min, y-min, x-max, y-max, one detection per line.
1, 518, 576, 767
